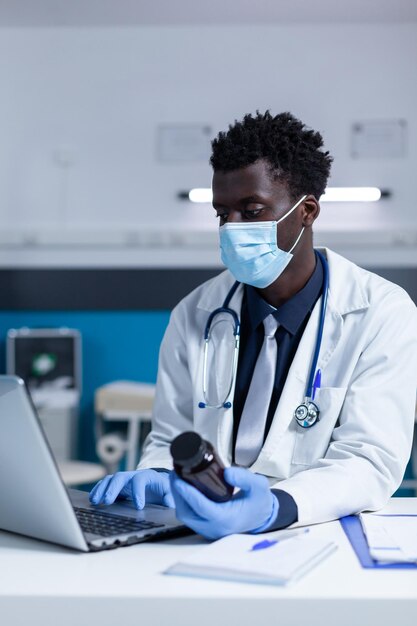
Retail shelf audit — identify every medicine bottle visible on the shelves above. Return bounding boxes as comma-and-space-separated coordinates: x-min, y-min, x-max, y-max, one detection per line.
170, 431, 234, 503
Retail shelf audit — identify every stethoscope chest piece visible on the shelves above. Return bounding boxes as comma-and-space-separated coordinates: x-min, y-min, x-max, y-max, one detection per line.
294, 401, 320, 429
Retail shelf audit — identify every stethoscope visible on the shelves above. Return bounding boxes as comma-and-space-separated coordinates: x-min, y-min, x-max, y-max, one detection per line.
198, 251, 329, 429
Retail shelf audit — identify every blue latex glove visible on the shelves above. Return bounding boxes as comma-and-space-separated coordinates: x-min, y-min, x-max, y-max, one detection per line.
170, 467, 279, 540
89, 469, 174, 509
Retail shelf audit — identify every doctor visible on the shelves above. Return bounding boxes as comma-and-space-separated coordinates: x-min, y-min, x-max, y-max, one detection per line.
91, 111, 417, 539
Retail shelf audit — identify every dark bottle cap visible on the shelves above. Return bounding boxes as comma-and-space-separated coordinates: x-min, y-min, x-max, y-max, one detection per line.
170, 431, 207, 469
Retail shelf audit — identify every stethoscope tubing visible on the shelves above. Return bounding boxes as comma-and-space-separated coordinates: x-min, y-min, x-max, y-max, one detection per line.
305, 250, 329, 400
201, 281, 241, 408
201, 251, 329, 414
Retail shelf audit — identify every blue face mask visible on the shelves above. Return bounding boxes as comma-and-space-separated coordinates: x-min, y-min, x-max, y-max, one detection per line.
219, 195, 307, 288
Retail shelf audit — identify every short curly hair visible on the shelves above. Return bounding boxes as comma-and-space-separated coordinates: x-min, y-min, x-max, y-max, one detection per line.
210, 111, 333, 200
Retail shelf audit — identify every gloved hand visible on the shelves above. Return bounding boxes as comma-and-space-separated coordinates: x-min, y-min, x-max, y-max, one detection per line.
89, 469, 174, 509
170, 467, 279, 540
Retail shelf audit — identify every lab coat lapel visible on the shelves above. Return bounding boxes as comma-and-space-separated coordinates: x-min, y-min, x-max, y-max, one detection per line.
253, 248, 348, 466
194, 272, 244, 465
216, 285, 243, 465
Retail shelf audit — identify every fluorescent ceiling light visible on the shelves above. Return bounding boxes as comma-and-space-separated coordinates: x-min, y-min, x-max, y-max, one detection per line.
188, 188, 213, 203
185, 187, 384, 203
320, 187, 382, 202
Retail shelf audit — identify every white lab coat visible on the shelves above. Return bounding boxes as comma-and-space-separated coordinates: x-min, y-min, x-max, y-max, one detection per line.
138, 248, 417, 526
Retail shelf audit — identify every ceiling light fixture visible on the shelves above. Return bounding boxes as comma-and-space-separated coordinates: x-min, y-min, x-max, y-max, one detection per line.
178, 187, 390, 203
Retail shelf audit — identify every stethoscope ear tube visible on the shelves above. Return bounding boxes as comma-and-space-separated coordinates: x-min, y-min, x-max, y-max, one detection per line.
200, 252, 329, 427
304, 252, 329, 400
200, 282, 241, 410
293, 251, 329, 428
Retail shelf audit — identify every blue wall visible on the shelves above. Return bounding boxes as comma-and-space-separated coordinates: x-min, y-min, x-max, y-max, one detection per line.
0, 310, 170, 460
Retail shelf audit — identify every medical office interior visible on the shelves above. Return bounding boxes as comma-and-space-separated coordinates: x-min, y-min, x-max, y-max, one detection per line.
1, 0, 417, 621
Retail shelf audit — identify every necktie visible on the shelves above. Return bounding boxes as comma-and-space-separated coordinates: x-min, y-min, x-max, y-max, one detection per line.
235, 313, 279, 467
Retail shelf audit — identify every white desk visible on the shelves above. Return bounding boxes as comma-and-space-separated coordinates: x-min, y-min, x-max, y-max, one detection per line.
1, 498, 417, 626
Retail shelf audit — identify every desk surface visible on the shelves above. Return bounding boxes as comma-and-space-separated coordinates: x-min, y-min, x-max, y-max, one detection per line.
1, 498, 417, 626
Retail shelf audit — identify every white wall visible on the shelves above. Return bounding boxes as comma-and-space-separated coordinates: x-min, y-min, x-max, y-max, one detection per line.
0, 24, 416, 266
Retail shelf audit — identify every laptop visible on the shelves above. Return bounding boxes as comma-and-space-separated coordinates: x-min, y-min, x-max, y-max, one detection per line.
0, 376, 188, 551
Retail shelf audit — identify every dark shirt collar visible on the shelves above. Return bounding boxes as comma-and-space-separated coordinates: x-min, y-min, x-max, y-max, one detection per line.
245, 253, 324, 335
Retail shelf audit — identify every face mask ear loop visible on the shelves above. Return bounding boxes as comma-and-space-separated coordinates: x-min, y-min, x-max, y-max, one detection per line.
289, 226, 305, 253
275, 194, 307, 225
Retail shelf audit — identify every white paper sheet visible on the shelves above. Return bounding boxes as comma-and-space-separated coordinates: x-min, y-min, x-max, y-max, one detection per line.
360, 514, 417, 563
165, 529, 337, 586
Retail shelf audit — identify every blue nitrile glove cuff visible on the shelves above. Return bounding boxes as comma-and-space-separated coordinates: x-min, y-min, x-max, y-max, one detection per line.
249, 489, 298, 533
249, 492, 280, 533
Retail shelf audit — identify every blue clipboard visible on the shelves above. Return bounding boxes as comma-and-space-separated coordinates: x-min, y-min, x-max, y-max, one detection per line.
340, 515, 417, 569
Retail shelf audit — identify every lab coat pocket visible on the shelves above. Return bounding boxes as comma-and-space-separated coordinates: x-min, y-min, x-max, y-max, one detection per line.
291, 387, 347, 466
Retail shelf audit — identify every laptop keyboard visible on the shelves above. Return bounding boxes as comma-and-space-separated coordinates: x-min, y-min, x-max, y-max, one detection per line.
74, 507, 164, 537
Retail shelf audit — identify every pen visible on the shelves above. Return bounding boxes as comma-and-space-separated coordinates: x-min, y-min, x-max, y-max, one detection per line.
250, 528, 309, 551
